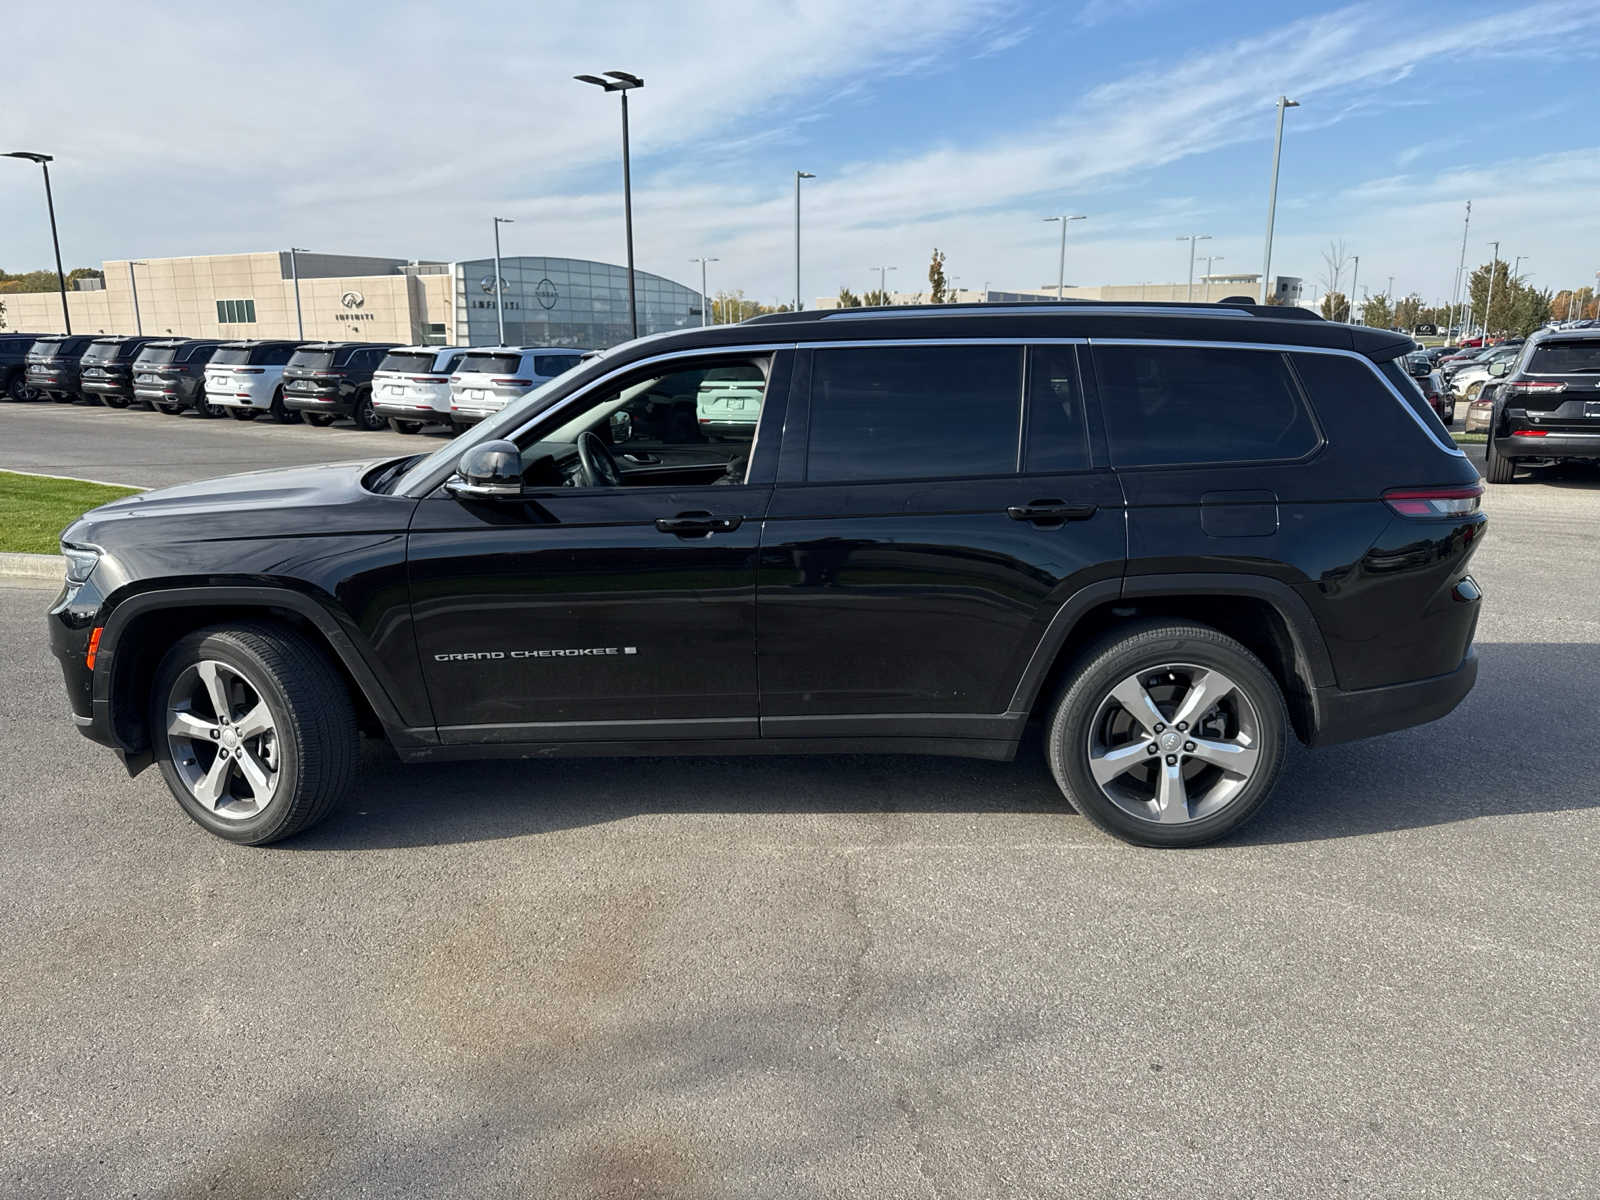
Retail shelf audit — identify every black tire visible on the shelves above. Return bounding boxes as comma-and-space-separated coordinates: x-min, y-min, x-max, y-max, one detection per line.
102, 395, 129, 409
388, 418, 422, 435
1045, 620, 1289, 848
302, 412, 336, 428
194, 391, 219, 419
157, 401, 184, 415
150, 622, 359, 845
449, 418, 473, 436
353, 390, 385, 432
267, 388, 301, 424
6, 373, 41, 402
50, 391, 75, 404
1484, 436, 1517, 484
229, 409, 257, 421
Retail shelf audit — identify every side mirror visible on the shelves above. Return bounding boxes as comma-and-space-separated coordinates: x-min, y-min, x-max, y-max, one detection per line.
444, 440, 523, 500
1488, 360, 1509, 377
609, 409, 633, 445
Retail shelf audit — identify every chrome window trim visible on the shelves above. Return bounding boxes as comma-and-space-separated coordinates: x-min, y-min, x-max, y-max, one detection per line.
824, 305, 1257, 321
1089, 338, 1466, 458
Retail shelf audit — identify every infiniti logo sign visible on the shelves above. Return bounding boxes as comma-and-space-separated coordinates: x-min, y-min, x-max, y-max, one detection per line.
340, 290, 365, 309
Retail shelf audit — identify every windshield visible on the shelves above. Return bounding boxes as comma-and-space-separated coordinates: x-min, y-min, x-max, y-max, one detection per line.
210, 347, 250, 366
392, 372, 578, 493
1528, 341, 1600, 373
136, 345, 182, 365
378, 350, 443, 374
457, 352, 523, 375
81, 341, 123, 364
289, 349, 336, 370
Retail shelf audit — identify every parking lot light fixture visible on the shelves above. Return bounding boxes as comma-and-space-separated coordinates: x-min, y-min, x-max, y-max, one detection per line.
690, 256, 718, 326
1349, 255, 1360, 324
1199, 253, 1224, 301
794, 171, 815, 311
288, 247, 308, 339
576, 71, 645, 339
1178, 234, 1212, 301
5, 150, 70, 333
1259, 97, 1299, 305
868, 265, 897, 296
492, 218, 514, 344
1043, 216, 1086, 300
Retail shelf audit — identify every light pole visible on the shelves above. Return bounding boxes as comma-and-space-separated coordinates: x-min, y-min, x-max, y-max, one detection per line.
689, 256, 718, 326
793, 171, 815, 310
127, 260, 145, 335
1349, 255, 1360, 323
1386, 275, 1395, 299
1178, 234, 1212, 301
1511, 255, 1526, 281
1198, 253, 1224, 300
491, 217, 514, 343
288, 247, 307, 339
575, 71, 645, 339
1449, 200, 1472, 338
4, 151, 71, 333
1043, 215, 1086, 299
1259, 96, 1300, 305
868, 265, 896, 298
1483, 240, 1500, 342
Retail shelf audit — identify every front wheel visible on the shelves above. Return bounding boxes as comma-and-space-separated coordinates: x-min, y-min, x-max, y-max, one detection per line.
1046, 621, 1288, 848
1484, 436, 1517, 483
150, 623, 359, 845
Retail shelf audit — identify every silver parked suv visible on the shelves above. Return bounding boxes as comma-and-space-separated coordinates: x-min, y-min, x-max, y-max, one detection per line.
372, 345, 469, 434
449, 346, 587, 426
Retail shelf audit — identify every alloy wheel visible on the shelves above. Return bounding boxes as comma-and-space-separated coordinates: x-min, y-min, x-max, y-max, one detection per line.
1085, 662, 1261, 825
164, 659, 281, 820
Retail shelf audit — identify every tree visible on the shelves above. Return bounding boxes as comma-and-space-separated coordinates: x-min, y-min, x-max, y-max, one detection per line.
1552, 287, 1596, 322
928, 248, 949, 304
861, 288, 893, 307
709, 289, 789, 324
836, 286, 862, 308
1359, 292, 1394, 329
1319, 240, 1351, 310
0, 297, 7, 330
0, 266, 100, 293
1394, 292, 1423, 331
1462, 259, 1555, 337
1319, 291, 1350, 322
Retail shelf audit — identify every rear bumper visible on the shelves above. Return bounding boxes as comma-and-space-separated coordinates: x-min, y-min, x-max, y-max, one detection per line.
1307, 648, 1478, 747
284, 389, 352, 416
1497, 431, 1600, 459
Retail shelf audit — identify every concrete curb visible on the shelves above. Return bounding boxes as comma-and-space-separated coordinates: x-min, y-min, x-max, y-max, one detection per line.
0, 552, 63, 582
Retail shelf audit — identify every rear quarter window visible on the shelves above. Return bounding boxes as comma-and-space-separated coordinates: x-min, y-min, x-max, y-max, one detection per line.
1294, 352, 1453, 457
533, 355, 580, 377
1093, 345, 1320, 467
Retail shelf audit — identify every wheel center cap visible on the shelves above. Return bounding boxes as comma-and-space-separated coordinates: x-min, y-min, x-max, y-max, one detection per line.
1160, 731, 1183, 753
222, 728, 239, 749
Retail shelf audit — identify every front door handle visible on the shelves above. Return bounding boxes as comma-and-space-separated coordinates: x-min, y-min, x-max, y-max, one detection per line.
1007, 499, 1097, 525
655, 510, 743, 536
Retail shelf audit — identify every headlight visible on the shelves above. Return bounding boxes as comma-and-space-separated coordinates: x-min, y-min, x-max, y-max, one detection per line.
62, 545, 101, 586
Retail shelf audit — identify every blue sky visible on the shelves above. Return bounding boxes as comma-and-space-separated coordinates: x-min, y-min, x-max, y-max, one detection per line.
4, 0, 1599, 307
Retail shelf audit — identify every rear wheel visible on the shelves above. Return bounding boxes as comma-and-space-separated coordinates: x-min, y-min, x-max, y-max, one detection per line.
157, 401, 184, 415
50, 392, 75, 404
102, 394, 129, 409
150, 623, 359, 845
352, 390, 385, 432
1485, 435, 1517, 483
6, 374, 41, 402
388, 418, 422, 435
1046, 621, 1288, 848
267, 388, 300, 424
229, 409, 257, 421
194, 390, 219, 419
302, 412, 336, 428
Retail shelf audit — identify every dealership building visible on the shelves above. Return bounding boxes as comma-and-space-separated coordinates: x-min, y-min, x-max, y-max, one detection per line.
0, 250, 704, 348
815, 273, 1305, 308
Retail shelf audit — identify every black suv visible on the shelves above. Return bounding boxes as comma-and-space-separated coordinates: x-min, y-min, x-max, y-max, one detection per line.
1, 333, 39, 401
78, 336, 165, 408
1480, 327, 1600, 483
132, 339, 224, 416
48, 302, 1486, 848
282, 342, 400, 431
25, 334, 96, 402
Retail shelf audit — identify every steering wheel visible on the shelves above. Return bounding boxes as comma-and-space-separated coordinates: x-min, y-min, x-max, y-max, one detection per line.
576, 430, 623, 487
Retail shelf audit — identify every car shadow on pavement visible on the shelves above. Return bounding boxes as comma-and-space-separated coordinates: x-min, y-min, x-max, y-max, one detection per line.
283, 640, 1595, 851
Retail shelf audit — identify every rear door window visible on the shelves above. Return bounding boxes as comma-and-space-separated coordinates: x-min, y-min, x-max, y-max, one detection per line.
806, 345, 1023, 482
1093, 345, 1319, 467
1024, 345, 1091, 473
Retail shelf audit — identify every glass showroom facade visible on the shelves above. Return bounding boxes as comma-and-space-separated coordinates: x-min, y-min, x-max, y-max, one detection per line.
454, 257, 703, 349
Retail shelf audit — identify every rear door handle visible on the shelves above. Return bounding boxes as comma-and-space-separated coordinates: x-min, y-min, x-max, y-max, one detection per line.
1007, 500, 1097, 524
655, 510, 744, 536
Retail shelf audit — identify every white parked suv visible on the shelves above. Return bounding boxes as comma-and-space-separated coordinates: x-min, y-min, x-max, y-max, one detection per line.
449, 346, 587, 425
203, 341, 303, 422
371, 345, 470, 434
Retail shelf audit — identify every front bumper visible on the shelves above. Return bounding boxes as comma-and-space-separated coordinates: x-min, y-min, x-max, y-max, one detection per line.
1308, 648, 1478, 747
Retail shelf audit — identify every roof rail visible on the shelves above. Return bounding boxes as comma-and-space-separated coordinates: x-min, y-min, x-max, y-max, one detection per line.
742, 300, 1323, 325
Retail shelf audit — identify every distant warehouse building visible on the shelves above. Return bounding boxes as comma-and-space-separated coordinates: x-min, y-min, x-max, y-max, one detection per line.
1, 250, 702, 347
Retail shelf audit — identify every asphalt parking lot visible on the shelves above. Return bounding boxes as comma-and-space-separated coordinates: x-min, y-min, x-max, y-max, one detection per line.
3, 415, 1599, 1196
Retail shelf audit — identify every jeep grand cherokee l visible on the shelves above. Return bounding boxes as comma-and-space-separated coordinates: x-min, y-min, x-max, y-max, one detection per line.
1, 333, 39, 401
282, 342, 400, 430
48, 301, 1485, 849
78, 336, 164, 408
204, 340, 302, 422
1481, 326, 1600, 482
25, 334, 95, 402
133, 339, 224, 416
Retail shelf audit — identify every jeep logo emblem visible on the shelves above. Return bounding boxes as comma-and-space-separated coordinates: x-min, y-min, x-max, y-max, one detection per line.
340, 290, 364, 309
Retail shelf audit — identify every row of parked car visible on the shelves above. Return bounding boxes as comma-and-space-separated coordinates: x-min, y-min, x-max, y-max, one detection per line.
0, 333, 589, 434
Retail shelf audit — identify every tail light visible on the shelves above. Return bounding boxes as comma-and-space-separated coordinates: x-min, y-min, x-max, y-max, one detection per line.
1510, 429, 1546, 437
408, 375, 447, 383
490, 378, 532, 386
1505, 381, 1566, 395
1383, 484, 1484, 518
